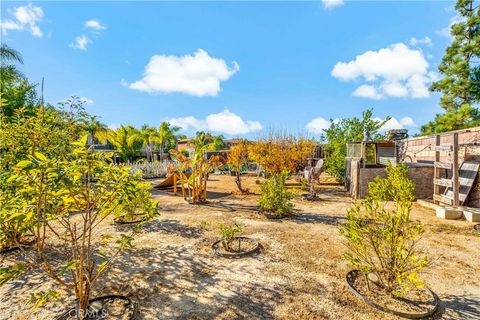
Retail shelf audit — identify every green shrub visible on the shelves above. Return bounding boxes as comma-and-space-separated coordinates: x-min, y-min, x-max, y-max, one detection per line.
218, 222, 242, 251
340, 163, 427, 296
115, 173, 159, 222
322, 109, 389, 183
258, 170, 294, 217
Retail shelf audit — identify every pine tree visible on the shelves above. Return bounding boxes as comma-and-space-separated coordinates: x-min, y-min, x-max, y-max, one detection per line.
421, 0, 480, 134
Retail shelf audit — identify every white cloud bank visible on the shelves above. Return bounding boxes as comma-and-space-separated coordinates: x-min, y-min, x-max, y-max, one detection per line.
408, 36, 433, 47
127, 49, 239, 97
375, 116, 417, 132
69, 35, 91, 51
322, 0, 344, 9
0, 3, 44, 37
305, 117, 330, 134
169, 109, 262, 135
85, 19, 106, 31
305, 116, 416, 134
331, 43, 437, 99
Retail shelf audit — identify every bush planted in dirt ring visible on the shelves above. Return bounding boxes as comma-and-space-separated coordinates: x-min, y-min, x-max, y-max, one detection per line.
55, 295, 138, 320
113, 176, 160, 224
258, 170, 294, 218
346, 270, 439, 319
211, 236, 260, 258
11, 145, 157, 316
249, 133, 315, 217
340, 164, 428, 296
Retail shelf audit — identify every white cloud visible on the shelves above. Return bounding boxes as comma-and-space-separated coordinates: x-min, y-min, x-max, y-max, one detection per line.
381, 81, 409, 97
353, 84, 384, 100
375, 116, 417, 131
169, 116, 205, 132
332, 43, 435, 99
127, 49, 239, 97
108, 123, 120, 130
69, 35, 91, 51
0, 3, 44, 37
322, 0, 344, 9
169, 109, 262, 135
408, 36, 433, 47
305, 117, 330, 134
80, 97, 94, 105
437, 15, 464, 39
85, 19, 106, 31
69, 20, 105, 51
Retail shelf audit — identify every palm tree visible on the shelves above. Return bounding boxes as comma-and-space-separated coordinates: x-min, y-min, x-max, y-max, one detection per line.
208, 134, 226, 151
83, 116, 109, 146
129, 125, 159, 162
0, 43, 25, 82
109, 125, 142, 162
158, 122, 181, 161
1, 44, 23, 64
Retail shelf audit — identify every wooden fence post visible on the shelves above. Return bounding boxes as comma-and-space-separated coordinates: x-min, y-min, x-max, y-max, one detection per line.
434, 135, 441, 203
452, 133, 459, 206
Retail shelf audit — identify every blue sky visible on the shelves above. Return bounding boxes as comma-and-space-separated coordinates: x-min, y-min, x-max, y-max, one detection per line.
1, 1, 457, 138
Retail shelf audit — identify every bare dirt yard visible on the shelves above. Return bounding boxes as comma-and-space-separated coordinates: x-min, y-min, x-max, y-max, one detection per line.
1, 174, 479, 320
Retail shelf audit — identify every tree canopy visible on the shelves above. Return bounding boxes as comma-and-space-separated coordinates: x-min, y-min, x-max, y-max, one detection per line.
421, 0, 480, 134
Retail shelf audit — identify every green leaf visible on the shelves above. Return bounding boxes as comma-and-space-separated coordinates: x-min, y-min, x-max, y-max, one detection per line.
97, 260, 108, 274
34, 152, 47, 161
15, 160, 32, 169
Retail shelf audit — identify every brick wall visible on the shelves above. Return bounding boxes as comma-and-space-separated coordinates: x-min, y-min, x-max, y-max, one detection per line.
356, 166, 434, 199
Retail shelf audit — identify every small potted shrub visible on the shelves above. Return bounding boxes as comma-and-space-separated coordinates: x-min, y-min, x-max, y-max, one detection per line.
340, 164, 438, 318
211, 222, 260, 258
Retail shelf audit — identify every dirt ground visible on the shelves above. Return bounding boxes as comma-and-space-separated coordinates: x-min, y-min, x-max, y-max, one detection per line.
1, 174, 479, 320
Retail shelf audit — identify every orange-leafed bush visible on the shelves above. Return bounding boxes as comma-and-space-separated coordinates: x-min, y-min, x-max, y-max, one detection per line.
249, 133, 314, 176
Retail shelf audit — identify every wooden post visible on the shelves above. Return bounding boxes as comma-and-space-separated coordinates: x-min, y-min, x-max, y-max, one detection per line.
452, 133, 459, 206
173, 173, 178, 195
434, 135, 441, 204
361, 142, 366, 168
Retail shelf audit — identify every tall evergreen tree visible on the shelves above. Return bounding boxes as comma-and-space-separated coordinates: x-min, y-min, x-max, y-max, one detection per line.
421, 0, 480, 134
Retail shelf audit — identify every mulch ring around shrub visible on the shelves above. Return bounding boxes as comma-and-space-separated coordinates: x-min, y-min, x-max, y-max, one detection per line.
257, 209, 300, 220
346, 270, 439, 319
55, 295, 138, 320
300, 193, 322, 201
474, 224, 480, 233
113, 214, 148, 225
211, 236, 260, 258
0, 237, 35, 254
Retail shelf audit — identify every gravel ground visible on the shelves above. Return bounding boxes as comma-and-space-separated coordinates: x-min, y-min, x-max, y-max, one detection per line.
1, 174, 479, 320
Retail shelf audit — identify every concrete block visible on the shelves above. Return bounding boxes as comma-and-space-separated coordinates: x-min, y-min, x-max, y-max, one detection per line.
435, 206, 463, 220
462, 208, 480, 222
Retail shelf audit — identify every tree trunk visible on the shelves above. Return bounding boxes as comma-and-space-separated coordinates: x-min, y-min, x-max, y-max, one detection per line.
235, 171, 244, 193
160, 142, 165, 162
